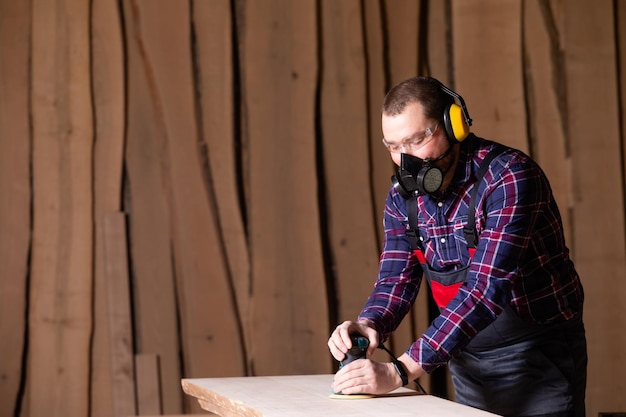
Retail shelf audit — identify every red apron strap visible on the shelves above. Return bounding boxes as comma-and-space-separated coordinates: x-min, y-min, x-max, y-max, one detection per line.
413, 249, 426, 264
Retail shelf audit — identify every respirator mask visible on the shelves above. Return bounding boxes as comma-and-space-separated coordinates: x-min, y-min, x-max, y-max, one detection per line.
391, 153, 444, 199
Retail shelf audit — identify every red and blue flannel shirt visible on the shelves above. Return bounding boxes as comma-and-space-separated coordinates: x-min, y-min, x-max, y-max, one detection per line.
358, 135, 584, 373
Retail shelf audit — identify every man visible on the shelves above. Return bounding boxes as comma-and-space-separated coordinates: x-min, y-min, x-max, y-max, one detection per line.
328, 76, 587, 417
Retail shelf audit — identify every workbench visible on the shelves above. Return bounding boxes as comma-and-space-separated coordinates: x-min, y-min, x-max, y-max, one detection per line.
181, 374, 501, 416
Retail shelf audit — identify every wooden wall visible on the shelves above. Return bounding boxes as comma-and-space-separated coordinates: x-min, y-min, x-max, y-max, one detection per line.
0, 1, 624, 416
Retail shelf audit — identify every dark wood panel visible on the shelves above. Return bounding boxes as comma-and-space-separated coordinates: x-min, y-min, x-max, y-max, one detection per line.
0, 1, 31, 415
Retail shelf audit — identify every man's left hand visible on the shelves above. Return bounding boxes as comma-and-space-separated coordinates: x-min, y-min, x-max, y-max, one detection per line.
331, 359, 401, 395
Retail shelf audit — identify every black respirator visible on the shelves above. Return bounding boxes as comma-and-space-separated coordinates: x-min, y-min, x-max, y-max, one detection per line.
390, 79, 473, 199
391, 153, 444, 199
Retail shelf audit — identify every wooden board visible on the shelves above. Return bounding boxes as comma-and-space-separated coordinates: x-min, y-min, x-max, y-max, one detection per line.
319, 0, 381, 324
135, 353, 162, 416
0, 1, 31, 415
363, 0, 396, 247
563, 1, 626, 415
28, 1, 94, 416
192, 0, 253, 375
133, 4, 247, 415
621, 0, 626, 191
427, 0, 452, 82
122, 0, 183, 412
521, 0, 573, 246
125, 3, 248, 414
242, 0, 331, 375
90, 0, 126, 415
383, 0, 421, 83
452, 0, 528, 152
103, 213, 136, 417
181, 374, 501, 417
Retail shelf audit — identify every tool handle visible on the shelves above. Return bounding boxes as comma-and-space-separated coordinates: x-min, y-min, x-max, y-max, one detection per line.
340, 334, 369, 367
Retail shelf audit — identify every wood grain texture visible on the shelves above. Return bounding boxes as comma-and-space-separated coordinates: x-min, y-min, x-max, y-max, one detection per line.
90, 0, 126, 415
126, 2, 247, 413
0, 3, 625, 417
426, 0, 452, 82
28, 1, 94, 416
122, 0, 182, 412
241, 0, 331, 375
0, 1, 31, 416
192, 0, 253, 375
564, 1, 626, 414
135, 353, 162, 415
363, 0, 396, 247
521, 0, 573, 245
620, 0, 626, 193
103, 213, 136, 417
383, 0, 421, 83
319, 0, 381, 325
181, 375, 500, 417
452, 0, 528, 152
137, 1, 247, 410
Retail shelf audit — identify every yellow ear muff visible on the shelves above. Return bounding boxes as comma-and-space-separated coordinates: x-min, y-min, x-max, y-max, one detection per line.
447, 103, 470, 142
437, 78, 473, 142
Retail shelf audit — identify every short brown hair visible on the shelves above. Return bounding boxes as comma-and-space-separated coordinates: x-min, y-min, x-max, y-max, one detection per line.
382, 76, 454, 121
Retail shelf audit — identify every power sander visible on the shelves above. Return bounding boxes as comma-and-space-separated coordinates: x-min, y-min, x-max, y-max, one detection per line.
340, 334, 369, 368
330, 334, 373, 399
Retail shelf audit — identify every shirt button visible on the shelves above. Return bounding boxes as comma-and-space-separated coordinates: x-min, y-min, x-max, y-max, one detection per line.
437, 201, 443, 207
419, 236, 424, 242
440, 238, 446, 243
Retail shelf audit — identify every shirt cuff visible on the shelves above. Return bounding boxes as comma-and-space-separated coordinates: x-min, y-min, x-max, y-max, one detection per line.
406, 337, 449, 374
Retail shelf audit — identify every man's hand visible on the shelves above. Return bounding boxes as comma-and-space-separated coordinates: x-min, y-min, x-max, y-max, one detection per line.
331, 359, 401, 395
327, 320, 378, 361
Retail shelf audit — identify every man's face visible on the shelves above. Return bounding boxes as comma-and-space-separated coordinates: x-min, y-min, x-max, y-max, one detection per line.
381, 102, 448, 167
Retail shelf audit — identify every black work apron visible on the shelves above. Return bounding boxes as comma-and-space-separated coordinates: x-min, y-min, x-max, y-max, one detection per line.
406, 147, 587, 416
418, 258, 586, 417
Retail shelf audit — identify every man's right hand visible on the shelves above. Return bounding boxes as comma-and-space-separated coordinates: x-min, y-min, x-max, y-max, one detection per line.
327, 320, 379, 361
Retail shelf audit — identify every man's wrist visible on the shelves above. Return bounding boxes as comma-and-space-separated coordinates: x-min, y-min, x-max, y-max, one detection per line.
357, 318, 376, 330
390, 358, 409, 386
397, 353, 425, 383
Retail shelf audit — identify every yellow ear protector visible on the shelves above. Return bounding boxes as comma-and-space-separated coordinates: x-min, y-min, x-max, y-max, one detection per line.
439, 83, 473, 142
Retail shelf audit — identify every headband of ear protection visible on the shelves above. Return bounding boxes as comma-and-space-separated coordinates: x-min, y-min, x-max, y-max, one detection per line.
438, 82, 473, 142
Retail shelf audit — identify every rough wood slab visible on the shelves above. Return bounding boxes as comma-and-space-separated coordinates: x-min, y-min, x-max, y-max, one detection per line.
182, 374, 501, 417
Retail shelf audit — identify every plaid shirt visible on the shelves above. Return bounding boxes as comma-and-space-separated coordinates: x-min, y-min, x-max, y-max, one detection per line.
358, 135, 584, 373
